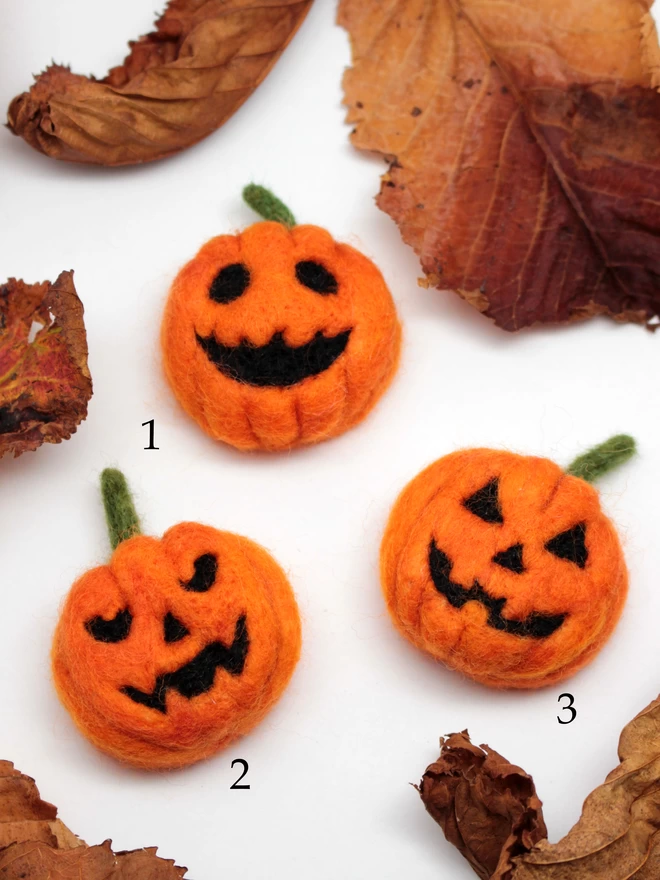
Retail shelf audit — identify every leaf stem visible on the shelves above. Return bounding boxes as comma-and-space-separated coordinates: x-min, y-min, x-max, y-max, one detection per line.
566, 435, 636, 483
100, 468, 142, 550
242, 184, 296, 227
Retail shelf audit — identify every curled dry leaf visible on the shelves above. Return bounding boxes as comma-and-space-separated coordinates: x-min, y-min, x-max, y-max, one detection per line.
0, 271, 92, 459
418, 731, 547, 880
513, 695, 660, 879
339, 0, 660, 331
0, 761, 187, 879
7, 0, 313, 167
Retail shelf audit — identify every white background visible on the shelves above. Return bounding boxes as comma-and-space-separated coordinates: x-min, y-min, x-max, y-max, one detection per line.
1, 2, 660, 877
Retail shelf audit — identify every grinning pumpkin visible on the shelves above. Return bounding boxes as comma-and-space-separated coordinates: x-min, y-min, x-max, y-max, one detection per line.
380, 437, 635, 689
52, 469, 301, 769
161, 185, 402, 452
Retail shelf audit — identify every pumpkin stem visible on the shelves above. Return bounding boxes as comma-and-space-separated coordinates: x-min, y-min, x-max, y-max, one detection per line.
566, 435, 636, 483
100, 468, 142, 550
242, 184, 296, 228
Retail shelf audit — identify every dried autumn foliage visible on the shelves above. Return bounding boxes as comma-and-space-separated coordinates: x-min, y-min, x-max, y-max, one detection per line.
0, 271, 92, 459
420, 695, 660, 879
418, 732, 547, 880
514, 695, 660, 879
340, 0, 660, 331
8, 0, 312, 167
0, 760, 187, 879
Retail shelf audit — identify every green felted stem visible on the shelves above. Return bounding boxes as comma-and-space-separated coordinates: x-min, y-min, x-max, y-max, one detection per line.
566, 435, 636, 483
100, 468, 142, 550
243, 184, 296, 228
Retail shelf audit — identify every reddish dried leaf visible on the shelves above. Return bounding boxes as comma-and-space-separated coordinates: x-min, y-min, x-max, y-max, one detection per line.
7, 0, 312, 167
0, 271, 92, 458
513, 695, 660, 879
418, 731, 547, 880
340, 0, 660, 330
0, 762, 187, 879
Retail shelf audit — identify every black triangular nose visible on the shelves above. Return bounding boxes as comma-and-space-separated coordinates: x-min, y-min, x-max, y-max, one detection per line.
163, 612, 190, 643
492, 544, 525, 573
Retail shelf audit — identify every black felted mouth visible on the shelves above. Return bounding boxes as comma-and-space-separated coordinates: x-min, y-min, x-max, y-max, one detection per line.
195, 329, 352, 387
428, 541, 566, 639
121, 615, 249, 714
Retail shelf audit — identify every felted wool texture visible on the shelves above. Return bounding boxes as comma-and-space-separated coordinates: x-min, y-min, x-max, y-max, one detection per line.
380, 449, 628, 689
52, 523, 302, 769
161, 221, 402, 452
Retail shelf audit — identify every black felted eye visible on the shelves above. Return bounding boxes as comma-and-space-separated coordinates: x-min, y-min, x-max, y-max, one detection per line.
209, 263, 250, 304
463, 478, 503, 524
545, 523, 588, 569
181, 553, 218, 592
85, 609, 132, 643
163, 612, 190, 643
295, 261, 338, 295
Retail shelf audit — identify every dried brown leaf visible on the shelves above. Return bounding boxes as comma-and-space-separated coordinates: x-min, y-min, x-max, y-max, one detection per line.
418, 731, 547, 880
339, 0, 660, 331
0, 271, 92, 458
0, 762, 187, 879
513, 695, 660, 879
0, 760, 81, 851
8, 0, 312, 167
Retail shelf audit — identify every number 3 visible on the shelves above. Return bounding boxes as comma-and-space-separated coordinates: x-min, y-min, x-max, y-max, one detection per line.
557, 693, 577, 724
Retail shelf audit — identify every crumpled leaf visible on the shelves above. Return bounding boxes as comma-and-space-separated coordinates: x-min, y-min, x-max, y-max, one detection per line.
0, 271, 92, 459
0, 761, 187, 879
513, 695, 660, 878
339, 0, 660, 331
7, 0, 312, 167
418, 731, 547, 880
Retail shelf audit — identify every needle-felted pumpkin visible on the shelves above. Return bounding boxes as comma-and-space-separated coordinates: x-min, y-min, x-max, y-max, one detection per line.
52, 469, 301, 769
161, 185, 402, 451
380, 436, 636, 689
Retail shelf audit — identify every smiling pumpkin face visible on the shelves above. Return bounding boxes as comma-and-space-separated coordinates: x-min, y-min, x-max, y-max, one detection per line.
381, 450, 628, 688
52, 522, 301, 769
161, 221, 401, 451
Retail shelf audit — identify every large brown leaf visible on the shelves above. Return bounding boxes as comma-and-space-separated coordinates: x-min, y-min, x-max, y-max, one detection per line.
0, 271, 92, 458
418, 732, 547, 880
0, 761, 187, 879
420, 696, 660, 878
513, 695, 660, 878
8, 0, 312, 167
339, 0, 660, 330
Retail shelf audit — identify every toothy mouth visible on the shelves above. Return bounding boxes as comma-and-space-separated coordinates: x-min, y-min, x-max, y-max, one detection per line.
428, 541, 566, 639
195, 329, 352, 387
121, 615, 249, 713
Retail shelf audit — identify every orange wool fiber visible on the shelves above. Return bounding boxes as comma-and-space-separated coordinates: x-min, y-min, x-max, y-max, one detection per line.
161, 220, 402, 451
380, 449, 628, 689
52, 523, 302, 769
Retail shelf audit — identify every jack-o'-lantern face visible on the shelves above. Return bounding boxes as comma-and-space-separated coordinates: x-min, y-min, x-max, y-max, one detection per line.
161, 221, 401, 451
52, 523, 301, 768
381, 450, 628, 689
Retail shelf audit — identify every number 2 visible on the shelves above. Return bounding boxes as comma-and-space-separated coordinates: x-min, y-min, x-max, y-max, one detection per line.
557, 693, 577, 724
230, 758, 250, 789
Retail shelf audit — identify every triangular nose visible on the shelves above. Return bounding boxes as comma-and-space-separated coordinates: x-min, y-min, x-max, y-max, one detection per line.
492, 543, 525, 573
163, 612, 190, 643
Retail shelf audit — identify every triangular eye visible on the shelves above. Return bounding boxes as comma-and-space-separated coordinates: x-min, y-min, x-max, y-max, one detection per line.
463, 478, 503, 524
545, 523, 588, 569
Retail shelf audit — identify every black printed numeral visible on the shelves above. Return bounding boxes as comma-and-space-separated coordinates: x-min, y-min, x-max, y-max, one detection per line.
557, 693, 577, 724
142, 419, 159, 450
230, 758, 250, 790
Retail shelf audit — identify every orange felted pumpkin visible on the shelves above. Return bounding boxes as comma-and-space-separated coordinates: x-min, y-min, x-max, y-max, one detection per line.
381, 436, 636, 689
52, 469, 301, 769
161, 185, 402, 452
